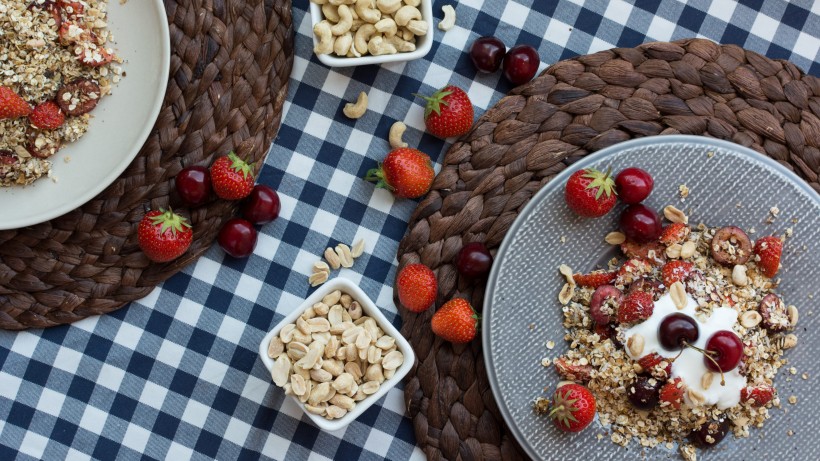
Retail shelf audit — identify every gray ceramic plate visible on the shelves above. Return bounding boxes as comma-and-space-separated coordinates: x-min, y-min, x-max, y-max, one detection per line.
483, 135, 820, 460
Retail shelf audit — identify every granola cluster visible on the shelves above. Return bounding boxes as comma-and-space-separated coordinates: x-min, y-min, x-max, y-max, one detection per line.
0, 0, 121, 186
537, 213, 798, 460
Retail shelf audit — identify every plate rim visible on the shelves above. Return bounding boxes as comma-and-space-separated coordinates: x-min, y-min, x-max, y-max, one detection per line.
482, 134, 820, 460
0, 0, 170, 230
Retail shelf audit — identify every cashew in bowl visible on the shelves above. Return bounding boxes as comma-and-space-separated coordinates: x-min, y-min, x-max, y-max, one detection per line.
376, 0, 401, 14
386, 35, 415, 52
353, 23, 377, 55
313, 21, 334, 55
389, 122, 408, 149
394, 5, 422, 26
404, 0, 421, 6
406, 19, 428, 36
343, 92, 368, 119
330, 4, 354, 35
439, 5, 455, 31
322, 3, 340, 22
367, 35, 397, 56
355, 0, 382, 24
374, 18, 397, 37
334, 32, 354, 56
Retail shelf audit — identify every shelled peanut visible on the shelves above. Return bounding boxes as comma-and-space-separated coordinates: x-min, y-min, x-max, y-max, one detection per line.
311, 0, 429, 57
267, 289, 405, 420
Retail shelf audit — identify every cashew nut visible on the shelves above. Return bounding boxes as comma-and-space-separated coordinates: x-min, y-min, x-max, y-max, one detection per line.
330, 4, 354, 35
386, 35, 415, 52
404, 0, 421, 6
328, 0, 349, 5
367, 35, 397, 56
394, 5, 422, 26
347, 45, 362, 58
389, 122, 408, 148
376, 0, 401, 14
343, 92, 368, 119
355, 0, 381, 24
374, 18, 397, 37
313, 21, 334, 55
334, 32, 353, 56
439, 5, 455, 31
321, 4, 340, 22
353, 23, 377, 55
310, 0, 328, 4
400, 27, 414, 41
350, 18, 364, 32
406, 20, 428, 36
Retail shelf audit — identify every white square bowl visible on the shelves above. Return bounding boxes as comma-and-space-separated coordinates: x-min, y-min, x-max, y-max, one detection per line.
258, 277, 415, 432
308, 1, 434, 67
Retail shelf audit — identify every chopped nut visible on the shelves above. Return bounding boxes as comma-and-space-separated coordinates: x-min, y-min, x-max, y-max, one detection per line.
663, 205, 688, 224
605, 231, 626, 245
558, 283, 574, 305
701, 372, 714, 390
680, 241, 697, 259
739, 311, 762, 328
627, 334, 645, 357
732, 265, 748, 287
666, 243, 682, 259
787, 305, 798, 327
669, 281, 686, 309
324, 247, 342, 270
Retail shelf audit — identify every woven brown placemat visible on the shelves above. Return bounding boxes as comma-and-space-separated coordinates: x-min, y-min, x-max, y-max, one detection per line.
0, 0, 293, 330
395, 38, 820, 461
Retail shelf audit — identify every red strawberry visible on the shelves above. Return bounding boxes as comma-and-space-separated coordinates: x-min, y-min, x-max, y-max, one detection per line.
615, 258, 653, 286
740, 384, 775, 407
431, 298, 479, 343
564, 168, 617, 217
659, 378, 685, 410
754, 236, 782, 278
210, 152, 255, 200
620, 239, 666, 265
572, 270, 616, 288
365, 147, 435, 199
77, 45, 115, 67
661, 260, 693, 287
137, 209, 193, 263
29, 101, 65, 130
618, 291, 653, 323
396, 263, 438, 313
58, 0, 85, 17
637, 353, 672, 378
554, 357, 593, 383
417, 85, 473, 138
0, 87, 32, 119
548, 383, 596, 432
659, 223, 690, 246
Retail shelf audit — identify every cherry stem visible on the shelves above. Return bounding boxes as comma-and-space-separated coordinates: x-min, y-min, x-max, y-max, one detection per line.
682, 341, 726, 386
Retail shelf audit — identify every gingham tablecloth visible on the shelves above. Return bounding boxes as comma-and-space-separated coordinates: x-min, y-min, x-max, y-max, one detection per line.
2, 1, 819, 460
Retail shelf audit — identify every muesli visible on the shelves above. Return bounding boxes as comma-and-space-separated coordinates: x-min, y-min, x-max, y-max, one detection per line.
536, 208, 797, 460
0, 0, 122, 186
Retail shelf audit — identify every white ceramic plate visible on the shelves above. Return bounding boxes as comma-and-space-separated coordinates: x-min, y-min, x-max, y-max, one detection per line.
0, 0, 170, 230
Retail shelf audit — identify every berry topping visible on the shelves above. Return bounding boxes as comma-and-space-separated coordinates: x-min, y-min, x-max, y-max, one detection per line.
659, 223, 690, 246
658, 313, 699, 351
637, 352, 673, 379
589, 285, 622, 325
754, 236, 782, 278
710, 226, 752, 266
29, 101, 65, 130
758, 293, 790, 331
573, 270, 617, 288
0, 86, 32, 119
703, 330, 744, 373
659, 378, 685, 410
564, 167, 617, 218
548, 383, 597, 433
615, 258, 653, 287
627, 277, 665, 301
661, 260, 693, 287
619, 204, 662, 243
740, 383, 775, 407
690, 417, 730, 447
617, 291, 654, 324
620, 239, 666, 265
614, 167, 654, 204
626, 376, 662, 410
554, 356, 593, 384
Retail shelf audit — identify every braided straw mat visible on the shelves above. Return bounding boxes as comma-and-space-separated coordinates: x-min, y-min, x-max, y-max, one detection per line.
395, 38, 820, 461
0, 0, 293, 330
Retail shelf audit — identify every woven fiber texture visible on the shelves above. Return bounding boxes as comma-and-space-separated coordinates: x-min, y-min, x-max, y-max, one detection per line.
395, 38, 820, 461
0, 0, 293, 330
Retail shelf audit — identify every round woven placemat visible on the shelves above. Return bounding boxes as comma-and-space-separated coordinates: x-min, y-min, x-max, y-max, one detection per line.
395, 38, 820, 461
0, 0, 293, 330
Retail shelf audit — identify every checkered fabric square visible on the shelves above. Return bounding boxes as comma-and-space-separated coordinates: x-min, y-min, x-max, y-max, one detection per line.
1, 0, 819, 460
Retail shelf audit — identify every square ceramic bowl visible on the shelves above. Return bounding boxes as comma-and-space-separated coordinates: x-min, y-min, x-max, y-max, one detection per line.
258, 277, 415, 432
308, 1, 434, 67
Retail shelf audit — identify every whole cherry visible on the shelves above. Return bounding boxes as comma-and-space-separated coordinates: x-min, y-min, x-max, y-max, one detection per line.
615, 167, 654, 204
456, 242, 493, 278
218, 218, 258, 258
619, 204, 662, 243
703, 330, 744, 373
175, 165, 212, 206
502, 44, 540, 85
658, 313, 699, 351
241, 185, 281, 225
469, 36, 506, 73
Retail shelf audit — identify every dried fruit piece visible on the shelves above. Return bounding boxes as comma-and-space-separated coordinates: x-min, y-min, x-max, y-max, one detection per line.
615, 258, 653, 286
553, 356, 593, 383
621, 239, 666, 265
754, 236, 782, 278
573, 271, 617, 288
659, 223, 690, 246
710, 226, 752, 266
740, 383, 775, 407
589, 285, 622, 324
56, 79, 101, 116
758, 293, 789, 331
618, 291, 654, 324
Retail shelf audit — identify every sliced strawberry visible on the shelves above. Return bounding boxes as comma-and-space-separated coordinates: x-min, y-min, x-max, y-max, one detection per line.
659, 377, 685, 410
754, 236, 782, 278
617, 291, 654, 323
740, 384, 775, 407
620, 239, 666, 265
637, 352, 672, 378
661, 260, 693, 287
554, 356, 593, 383
659, 223, 690, 246
573, 270, 617, 288
615, 258, 653, 287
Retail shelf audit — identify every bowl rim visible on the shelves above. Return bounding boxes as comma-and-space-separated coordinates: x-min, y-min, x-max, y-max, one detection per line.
307, 1, 434, 68
258, 276, 415, 432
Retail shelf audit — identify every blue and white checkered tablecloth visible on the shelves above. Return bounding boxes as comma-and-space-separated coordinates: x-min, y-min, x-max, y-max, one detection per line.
2, 0, 819, 460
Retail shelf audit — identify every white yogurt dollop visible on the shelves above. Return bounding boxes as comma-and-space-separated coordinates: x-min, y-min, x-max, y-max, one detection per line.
624, 293, 746, 409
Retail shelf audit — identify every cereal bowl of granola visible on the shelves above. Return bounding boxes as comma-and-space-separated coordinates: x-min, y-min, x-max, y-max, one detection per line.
0, 0, 170, 229
483, 135, 820, 460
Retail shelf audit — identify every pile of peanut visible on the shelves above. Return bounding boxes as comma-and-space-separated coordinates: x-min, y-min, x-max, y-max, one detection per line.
311, 0, 429, 57
267, 289, 405, 420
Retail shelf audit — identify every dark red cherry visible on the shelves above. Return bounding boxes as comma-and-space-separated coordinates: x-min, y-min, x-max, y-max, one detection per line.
469, 36, 506, 73
615, 167, 654, 204
175, 165, 212, 206
502, 44, 539, 85
455, 242, 493, 278
619, 204, 662, 243
218, 218, 257, 258
690, 417, 730, 447
658, 313, 699, 351
241, 185, 281, 225
626, 376, 661, 410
